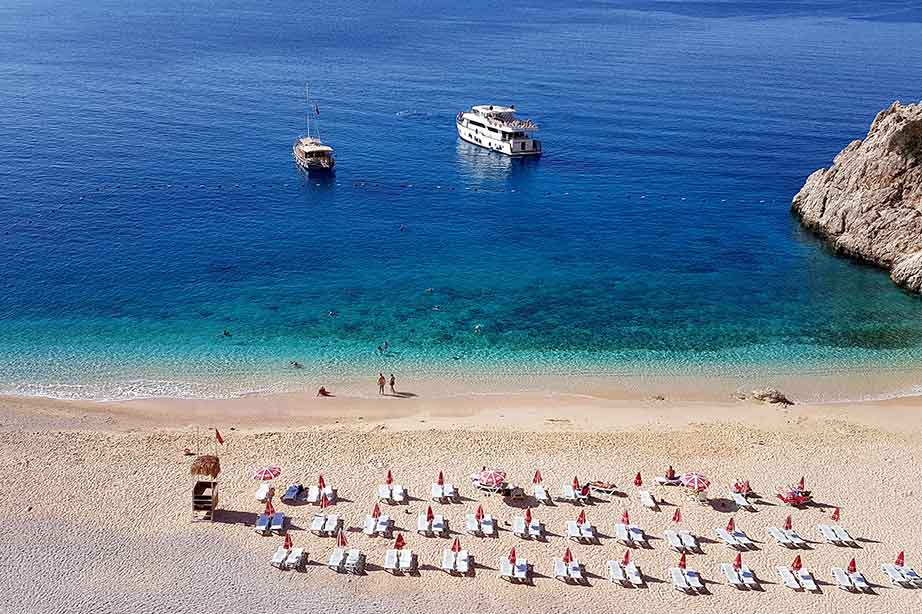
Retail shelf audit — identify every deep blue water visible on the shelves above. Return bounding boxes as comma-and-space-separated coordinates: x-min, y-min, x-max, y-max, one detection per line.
1, 0, 921, 399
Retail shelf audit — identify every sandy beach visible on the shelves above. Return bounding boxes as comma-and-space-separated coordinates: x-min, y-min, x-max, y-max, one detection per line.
3, 387, 922, 614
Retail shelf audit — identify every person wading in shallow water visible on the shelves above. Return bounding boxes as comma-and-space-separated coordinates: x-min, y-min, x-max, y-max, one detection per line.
377, 373, 386, 395
389, 373, 397, 395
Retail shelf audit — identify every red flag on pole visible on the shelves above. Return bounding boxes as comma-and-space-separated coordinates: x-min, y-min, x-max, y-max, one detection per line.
215, 429, 224, 445
371, 502, 381, 519
783, 515, 793, 531
896, 551, 905, 567
620, 510, 630, 525
672, 508, 682, 524
831, 507, 840, 522
386, 470, 394, 486
678, 553, 687, 569
791, 555, 802, 571
634, 472, 642, 487
563, 547, 573, 564
437, 471, 444, 486
621, 549, 630, 566
726, 517, 735, 532
533, 469, 543, 484
283, 533, 292, 550
733, 552, 742, 571
576, 509, 587, 525
451, 537, 461, 553
394, 533, 406, 550
847, 558, 856, 574
524, 507, 532, 524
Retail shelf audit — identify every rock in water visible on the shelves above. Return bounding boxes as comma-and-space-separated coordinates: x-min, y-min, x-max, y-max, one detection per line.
751, 388, 794, 406
792, 101, 922, 293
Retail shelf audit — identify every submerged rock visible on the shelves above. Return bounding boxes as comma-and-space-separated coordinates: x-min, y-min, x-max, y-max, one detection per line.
792, 101, 922, 293
751, 388, 794, 406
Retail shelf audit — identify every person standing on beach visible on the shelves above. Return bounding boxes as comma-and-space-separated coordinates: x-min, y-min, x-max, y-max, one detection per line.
377, 373, 386, 395
389, 373, 396, 394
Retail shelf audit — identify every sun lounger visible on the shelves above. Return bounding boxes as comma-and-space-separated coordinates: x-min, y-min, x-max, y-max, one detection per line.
284, 547, 306, 571
901, 566, 922, 586
566, 520, 581, 541
882, 563, 912, 587
513, 560, 529, 582
576, 488, 591, 505
327, 548, 346, 572
528, 519, 543, 539
269, 512, 286, 534
377, 484, 392, 502
281, 484, 302, 504
512, 516, 527, 538
785, 529, 807, 548
255, 482, 273, 502
554, 558, 568, 582
664, 530, 684, 552
310, 514, 326, 535
363, 515, 377, 536
639, 490, 657, 510
431, 483, 445, 502
768, 526, 794, 547
499, 559, 514, 581
322, 514, 341, 535
732, 529, 755, 550
345, 549, 365, 574
271, 546, 289, 568
569, 560, 584, 583
376, 515, 392, 537
731, 491, 755, 511
628, 525, 647, 546
625, 562, 643, 586
817, 524, 843, 545
270, 546, 288, 569
432, 514, 447, 537
560, 484, 577, 503
831, 567, 854, 591
615, 522, 631, 545
671, 567, 691, 593
417, 513, 430, 535
384, 549, 399, 573
716, 528, 741, 549
456, 550, 471, 575
254, 513, 271, 535
739, 565, 758, 589
608, 560, 627, 585
685, 569, 704, 593
306, 485, 320, 504
392, 484, 407, 504
832, 525, 857, 547
321, 485, 336, 503
851, 571, 871, 592
443, 483, 458, 501
481, 514, 495, 536
678, 530, 699, 552
656, 476, 682, 486
533, 485, 551, 504
797, 568, 818, 592
578, 522, 595, 542
721, 563, 745, 588
441, 549, 456, 573
399, 549, 415, 573
465, 514, 480, 535
777, 566, 801, 590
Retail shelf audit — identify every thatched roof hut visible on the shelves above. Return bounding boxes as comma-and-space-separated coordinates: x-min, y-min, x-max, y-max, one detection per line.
191, 455, 221, 479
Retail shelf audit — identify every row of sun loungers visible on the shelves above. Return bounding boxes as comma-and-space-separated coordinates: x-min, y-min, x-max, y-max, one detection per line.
377, 484, 408, 504
417, 513, 448, 537
671, 566, 706, 594
881, 563, 922, 587
663, 529, 701, 553
767, 526, 807, 548
608, 560, 644, 587
465, 514, 496, 537
512, 516, 544, 539
327, 547, 366, 574
817, 523, 858, 547
614, 523, 648, 547
309, 513, 342, 536
430, 483, 459, 503
498, 559, 531, 583
362, 514, 393, 537
383, 549, 418, 574
280, 484, 338, 505
441, 550, 473, 575
720, 563, 759, 589
566, 520, 597, 544
271, 546, 307, 570
715, 527, 756, 550
553, 559, 586, 584
776, 566, 819, 592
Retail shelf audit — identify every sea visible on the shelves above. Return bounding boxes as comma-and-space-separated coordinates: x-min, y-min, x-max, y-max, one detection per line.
1, 0, 921, 400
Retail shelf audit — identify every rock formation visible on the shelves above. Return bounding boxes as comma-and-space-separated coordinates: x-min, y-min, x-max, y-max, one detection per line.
792, 101, 922, 293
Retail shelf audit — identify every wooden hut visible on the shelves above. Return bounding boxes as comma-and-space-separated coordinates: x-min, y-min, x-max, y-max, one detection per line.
190, 455, 220, 521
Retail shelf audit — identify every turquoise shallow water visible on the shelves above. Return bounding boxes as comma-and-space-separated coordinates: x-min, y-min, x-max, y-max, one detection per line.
1, 1, 921, 399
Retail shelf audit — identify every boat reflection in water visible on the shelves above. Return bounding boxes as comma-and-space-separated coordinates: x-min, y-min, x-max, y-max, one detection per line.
455, 139, 540, 186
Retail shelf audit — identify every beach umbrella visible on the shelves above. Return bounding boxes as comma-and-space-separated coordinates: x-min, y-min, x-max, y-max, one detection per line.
371, 502, 381, 519
896, 551, 905, 566
576, 509, 587, 525
620, 510, 630, 525
437, 470, 444, 486
265, 500, 275, 516
791, 555, 802, 571
563, 547, 573, 564
394, 533, 406, 550
680, 472, 710, 492
386, 469, 394, 486
797, 476, 805, 491
320, 493, 330, 509
318, 473, 326, 489
672, 508, 682, 524
508, 547, 517, 565
634, 472, 642, 487
479, 468, 507, 488
426, 505, 435, 522
848, 558, 856, 574
336, 529, 348, 548
533, 470, 543, 484
733, 553, 742, 571
742, 480, 751, 493
621, 550, 630, 566
783, 515, 793, 531
678, 553, 687, 569
831, 507, 840, 522
726, 517, 735, 532
475, 505, 485, 521
283, 533, 292, 550
254, 465, 281, 481
580, 484, 590, 497
572, 475, 580, 489
451, 537, 462, 553
524, 508, 532, 524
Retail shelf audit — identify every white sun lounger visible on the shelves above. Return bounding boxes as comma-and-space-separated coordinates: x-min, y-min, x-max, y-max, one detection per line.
628, 525, 647, 546
797, 568, 818, 592
271, 546, 289, 568
417, 513, 431, 535
306, 485, 320, 504
384, 549, 399, 573
901, 566, 922, 586
255, 482, 272, 502
345, 549, 365, 574
817, 524, 843, 545
716, 528, 742, 549
731, 491, 755, 511
608, 560, 627, 585
831, 567, 854, 591
254, 513, 271, 535
679, 530, 699, 552
882, 563, 912, 587
533, 484, 551, 504
513, 560, 529, 582
376, 515, 392, 536
579, 522, 595, 542
321, 485, 336, 503
566, 520, 581, 541
392, 484, 407, 504
441, 549, 456, 573
615, 523, 631, 545
721, 563, 745, 588
431, 483, 445, 502
432, 514, 447, 537
685, 569, 704, 592
465, 514, 480, 535
528, 519, 543, 539
512, 516, 527, 538
377, 484, 392, 502
851, 571, 871, 592
456, 550, 471, 575
399, 549, 415, 573
777, 566, 801, 590
732, 529, 755, 550
499, 559, 514, 581
739, 565, 758, 589
283, 547, 306, 571
481, 514, 495, 536
310, 514, 326, 535
639, 490, 657, 510
833, 525, 857, 547
553, 558, 568, 581
768, 527, 795, 547
444, 483, 458, 501
327, 547, 346, 572
664, 529, 684, 552
269, 512, 286, 534
363, 515, 377, 536
560, 484, 577, 503
322, 514, 341, 535
671, 567, 691, 593
569, 560, 583, 582
625, 562, 643, 586
785, 529, 807, 548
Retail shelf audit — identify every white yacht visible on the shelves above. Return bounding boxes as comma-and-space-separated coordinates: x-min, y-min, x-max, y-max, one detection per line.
292, 83, 335, 173
456, 104, 541, 156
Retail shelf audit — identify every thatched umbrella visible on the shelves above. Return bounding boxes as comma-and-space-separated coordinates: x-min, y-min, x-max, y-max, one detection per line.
190, 455, 221, 478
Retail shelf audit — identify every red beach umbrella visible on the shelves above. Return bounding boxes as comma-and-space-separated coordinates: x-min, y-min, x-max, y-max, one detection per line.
797, 476, 805, 491
533, 469, 543, 484
386, 469, 394, 486
726, 517, 735, 532
572, 475, 580, 490
791, 555, 802, 572
680, 472, 710, 492
896, 551, 905, 567
634, 472, 642, 487
451, 537, 462, 553
426, 505, 435, 522
254, 465, 281, 481
437, 470, 444, 486
733, 552, 742, 571
371, 502, 381, 519
508, 547, 517, 565
672, 508, 682, 524
783, 515, 793, 531
580, 484, 590, 497
563, 547, 573, 564
475, 505, 485, 521
576, 509, 587, 525
394, 533, 406, 550
742, 480, 751, 494
283, 533, 292, 550
621, 550, 630, 566
320, 493, 330, 509
265, 500, 275, 516
336, 529, 348, 548
848, 558, 856, 574
479, 468, 507, 488
678, 553, 687, 569
831, 507, 840, 522
524, 508, 533, 524
318, 473, 326, 489
620, 510, 630, 525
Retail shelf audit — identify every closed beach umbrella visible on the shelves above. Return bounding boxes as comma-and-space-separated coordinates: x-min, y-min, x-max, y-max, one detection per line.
437, 471, 444, 486
426, 505, 435, 522
831, 507, 840, 522
620, 510, 630, 525
673, 508, 682, 524
580, 484, 590, 497
283, 533, 292, 550
680, 472, 710, 492
726, 517, 735, 532
533, 470, 543, 484
475, 505, 485, 521
576, 509, 587, 525
524, 508, 532, 524
386, 470, 394, 486
848, 558, 857, 574
791, 555, 802, 571
451, 537, 462, 553
254, 465, 281, 481
797, 476, 805, 491
371, 502, 381, 519
678, 553, 687, 569
479, 468, 507, 488
634, 472, 642, 487
572, 475, 580, 490
320, 493, 330, 509
394, 533, 406, 550
783, 515, 793, 531
621, 550, 630, 566
318, 473, 326, 489
265, 500, 275, 516
336, 529, 348, 548
508, 547, 517, 565
733, 553, 742, 571
563, 547, 573, 564
896, 551, 905, 566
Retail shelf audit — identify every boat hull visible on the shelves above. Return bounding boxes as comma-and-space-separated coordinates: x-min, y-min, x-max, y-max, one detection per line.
456, 120, 541, 157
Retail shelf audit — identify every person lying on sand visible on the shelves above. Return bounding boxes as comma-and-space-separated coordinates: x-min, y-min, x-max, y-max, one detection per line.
316, 386, 332, 397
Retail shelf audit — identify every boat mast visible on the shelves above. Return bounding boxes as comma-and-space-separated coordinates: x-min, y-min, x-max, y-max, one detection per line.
304, 82, 322, 141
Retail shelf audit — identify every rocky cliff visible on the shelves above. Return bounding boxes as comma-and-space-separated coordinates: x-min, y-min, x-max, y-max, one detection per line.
792, 101, 922, 293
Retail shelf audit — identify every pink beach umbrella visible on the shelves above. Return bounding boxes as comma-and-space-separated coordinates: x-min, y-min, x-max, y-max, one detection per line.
451, 537, 462, 553
336, 529, 348, 548
680, 472, 710, 492
426, 505, 435, 522
533, 470, 543, 484
283, 533, 292, 550
437, 471, 444, 486
254, 465, 281, 481
475, 505, 485, 521
791, 555, 802, 572
672, 508, 682, 524
386, 469, 394, 486
394, 533, 406, 550
634, 472, 642, 488
733, 552, 742, 571
563, 547, 573, 564
479, 468, 507, 488
371, 503, 381, 519
831, 507, 840, 522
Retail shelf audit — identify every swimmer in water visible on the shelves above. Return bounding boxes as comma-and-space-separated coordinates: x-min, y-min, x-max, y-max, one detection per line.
223, 329, 231, 337
328, 310, 336, 317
